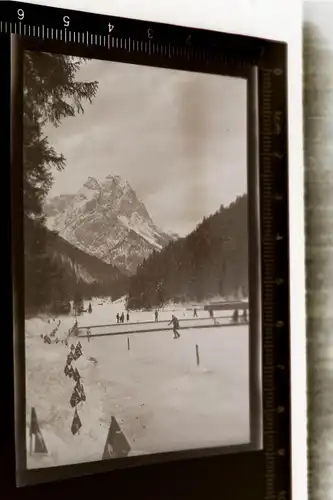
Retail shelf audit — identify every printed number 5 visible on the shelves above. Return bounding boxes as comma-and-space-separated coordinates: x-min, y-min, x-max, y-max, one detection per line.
17, 8, 24, 20
147, 28, 153, 39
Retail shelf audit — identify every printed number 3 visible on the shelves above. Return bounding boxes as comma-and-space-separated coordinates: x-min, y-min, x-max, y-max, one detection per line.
147, 28, 153, 39
17, 8, 24, 20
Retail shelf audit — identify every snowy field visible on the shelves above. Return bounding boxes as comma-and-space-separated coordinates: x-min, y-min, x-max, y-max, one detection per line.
24, 297, 250, 469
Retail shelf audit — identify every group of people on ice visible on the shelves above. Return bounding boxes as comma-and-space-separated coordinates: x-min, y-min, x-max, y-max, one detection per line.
155, 309, 198, 322
231, 308, 248, 324
116, 312, 130, 323
168, 306, 248, 340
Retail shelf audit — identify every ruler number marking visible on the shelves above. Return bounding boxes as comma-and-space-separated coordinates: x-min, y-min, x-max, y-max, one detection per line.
17, 8, 24, 20
274, 111, 282, 135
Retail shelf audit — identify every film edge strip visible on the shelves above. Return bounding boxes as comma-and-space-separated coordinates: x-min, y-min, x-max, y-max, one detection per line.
259, 50, 290, 500
1, 3, 290, 499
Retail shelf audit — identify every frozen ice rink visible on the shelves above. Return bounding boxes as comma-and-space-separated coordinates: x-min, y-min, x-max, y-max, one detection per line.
24, 299, 250, 469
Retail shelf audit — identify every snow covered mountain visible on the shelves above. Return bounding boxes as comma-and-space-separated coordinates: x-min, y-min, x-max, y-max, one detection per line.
44, 175, 175, 275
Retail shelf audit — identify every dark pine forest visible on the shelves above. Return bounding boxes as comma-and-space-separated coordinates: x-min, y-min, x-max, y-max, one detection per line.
127, 194, 248, 310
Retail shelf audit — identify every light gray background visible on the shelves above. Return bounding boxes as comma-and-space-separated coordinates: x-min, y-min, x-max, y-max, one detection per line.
304, 3, 333, 499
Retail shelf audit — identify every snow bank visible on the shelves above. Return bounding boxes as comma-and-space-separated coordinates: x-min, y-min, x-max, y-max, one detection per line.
25, 298, 250, 470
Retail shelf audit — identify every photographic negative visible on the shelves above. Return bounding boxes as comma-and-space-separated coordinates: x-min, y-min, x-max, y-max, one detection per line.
10, 26, 265, 482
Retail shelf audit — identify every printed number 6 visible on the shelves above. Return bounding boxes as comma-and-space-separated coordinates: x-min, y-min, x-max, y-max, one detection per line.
147, 28, 153, 39
17, 8, 24, 20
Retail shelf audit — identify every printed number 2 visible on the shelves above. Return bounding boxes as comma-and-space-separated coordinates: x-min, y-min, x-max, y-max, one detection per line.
147, 28, 153, 39
17, 8, 24, 20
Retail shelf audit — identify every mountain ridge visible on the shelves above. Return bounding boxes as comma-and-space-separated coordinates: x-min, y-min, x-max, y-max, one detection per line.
44, 174, 175, 275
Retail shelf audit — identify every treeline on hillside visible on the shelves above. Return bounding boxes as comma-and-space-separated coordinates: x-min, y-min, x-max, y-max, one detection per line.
47, 226, 128, 303
127, 195, 248, 310
24, 217, 128, 315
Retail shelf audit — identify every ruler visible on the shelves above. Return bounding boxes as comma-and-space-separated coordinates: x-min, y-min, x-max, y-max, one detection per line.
258, 48, 291, 500
1, 2, 291, 498
0, 1, 263, 60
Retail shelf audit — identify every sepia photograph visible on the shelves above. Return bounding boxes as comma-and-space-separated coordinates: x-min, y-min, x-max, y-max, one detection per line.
21, 49, 254, 469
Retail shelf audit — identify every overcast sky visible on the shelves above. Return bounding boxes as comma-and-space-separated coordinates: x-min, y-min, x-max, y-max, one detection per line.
42, 57, 247, 236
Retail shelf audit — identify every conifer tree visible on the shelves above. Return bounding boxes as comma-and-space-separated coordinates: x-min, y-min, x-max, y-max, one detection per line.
127, 195, 248, 309
23, 51, 98, 313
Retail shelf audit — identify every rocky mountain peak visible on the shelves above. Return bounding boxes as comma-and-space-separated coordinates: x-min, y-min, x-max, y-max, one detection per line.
83, 177, 100, 190
44, 174, 175, 275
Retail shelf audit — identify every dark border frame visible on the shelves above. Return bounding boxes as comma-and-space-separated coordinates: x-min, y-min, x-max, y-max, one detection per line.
0, 6, 290, 498
11, 34, 262, 487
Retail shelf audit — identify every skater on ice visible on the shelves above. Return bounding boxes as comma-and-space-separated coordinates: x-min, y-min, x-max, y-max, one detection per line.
241, 309, 248, 324
126, 311, 130, 322
88, 303, 92, 314
155, 310, 159, 322
120, 312, 125, 323
193, 307, 198, 318
87, 327, 91, 342
168, 315, 181, 339
209, 309, 219, 325
116, 313, 120, 323
231, 309, 239, 324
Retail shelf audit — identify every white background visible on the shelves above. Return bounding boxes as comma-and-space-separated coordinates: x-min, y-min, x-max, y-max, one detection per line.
11, 0, 306, 498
